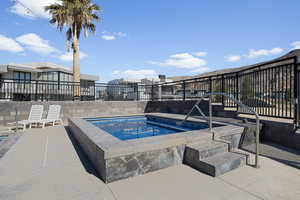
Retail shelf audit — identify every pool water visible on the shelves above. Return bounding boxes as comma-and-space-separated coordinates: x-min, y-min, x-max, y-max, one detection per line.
0, 136, 7, 142
88, 116, 208, 140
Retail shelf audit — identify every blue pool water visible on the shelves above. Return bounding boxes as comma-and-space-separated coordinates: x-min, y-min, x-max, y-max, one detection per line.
0, 136, 7, 142
88, 116, 209, 140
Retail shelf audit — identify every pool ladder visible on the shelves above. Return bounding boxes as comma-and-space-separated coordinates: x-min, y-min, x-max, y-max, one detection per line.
181, 92, 261, 168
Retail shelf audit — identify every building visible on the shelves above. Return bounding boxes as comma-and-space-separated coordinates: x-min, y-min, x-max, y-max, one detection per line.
106, 78, 139, 100
0, 62, 99, 101
105, 76, 174, 101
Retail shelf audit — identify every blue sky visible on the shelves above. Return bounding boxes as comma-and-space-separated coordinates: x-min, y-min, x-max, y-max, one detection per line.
0, 0, 300, 82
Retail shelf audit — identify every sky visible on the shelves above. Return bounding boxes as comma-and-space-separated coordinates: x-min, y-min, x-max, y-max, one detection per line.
0, 0, 300, 82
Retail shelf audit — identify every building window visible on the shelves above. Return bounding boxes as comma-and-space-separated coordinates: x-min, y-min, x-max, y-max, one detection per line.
13, 71, 31, 81
59, 72, 73, 82
37, 71, 73, 83
38, 72, 59, 82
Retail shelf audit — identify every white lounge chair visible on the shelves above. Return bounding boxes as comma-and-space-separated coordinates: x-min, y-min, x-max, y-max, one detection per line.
8, 105, 44, 130
38, 105, 62, 128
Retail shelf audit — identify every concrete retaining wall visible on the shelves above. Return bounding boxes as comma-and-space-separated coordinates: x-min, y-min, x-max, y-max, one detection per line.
0, 100, 224, 126
145, 100, 225, 116
0, 101, 148, 126
1, 100, 299, 151
261, 120, 300, 150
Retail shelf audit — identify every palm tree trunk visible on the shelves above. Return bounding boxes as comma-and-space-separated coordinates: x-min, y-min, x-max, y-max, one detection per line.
73, 36, 81, 99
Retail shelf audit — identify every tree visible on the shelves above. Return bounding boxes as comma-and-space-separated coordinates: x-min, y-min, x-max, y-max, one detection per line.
45, 0, 100, 98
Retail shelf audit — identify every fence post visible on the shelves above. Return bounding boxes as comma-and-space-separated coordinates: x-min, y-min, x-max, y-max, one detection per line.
158, 85, 162, 101
94, 82, 96, 101
136, 83, 139, 101
221, 75, 224, 106
209, 78, 212, 93
236, 73, 239, 111
293, 57, 298, 128
151, 84, 154, 101
35, 80, 38, 101
183, 80, 186, 101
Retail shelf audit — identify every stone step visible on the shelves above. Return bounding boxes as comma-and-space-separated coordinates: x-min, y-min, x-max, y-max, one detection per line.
187, 152, 246, 177
185, 141, 228, 160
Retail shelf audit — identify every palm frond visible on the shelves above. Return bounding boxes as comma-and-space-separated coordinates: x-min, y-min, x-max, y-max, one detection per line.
46, 0, 101, 49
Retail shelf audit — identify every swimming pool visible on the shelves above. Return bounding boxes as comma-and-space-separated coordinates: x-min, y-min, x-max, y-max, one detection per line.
88, 116, 209, 140
0, 135, 7, 142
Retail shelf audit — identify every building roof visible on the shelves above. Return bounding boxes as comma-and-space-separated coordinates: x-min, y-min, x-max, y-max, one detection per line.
5, 63, 41, 73
26, 62, 71, 73
0, 62, 99, 81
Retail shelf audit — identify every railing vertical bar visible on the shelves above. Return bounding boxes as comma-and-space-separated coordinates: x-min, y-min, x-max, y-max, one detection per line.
267, 68, 270, 116
281, 66, 283, 118
221, 75, 224, 106
271, 68, 274, 117
285, 66, 288, 118
264, 69, 267, 116
274, 67, 277, 117
293, 57, 298, 126
209, 94, 212, 132
183, 81, 186, 101
290, 66, 292, 118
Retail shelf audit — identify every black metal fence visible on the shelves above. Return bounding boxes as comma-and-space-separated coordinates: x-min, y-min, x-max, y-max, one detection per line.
0, 56, 299, 124
154, 56, 298, 122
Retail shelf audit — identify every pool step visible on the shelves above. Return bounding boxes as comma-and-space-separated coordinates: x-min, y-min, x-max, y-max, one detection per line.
146, 121, 190, 132
185, 141, 228, 160
184, 141, 246, 177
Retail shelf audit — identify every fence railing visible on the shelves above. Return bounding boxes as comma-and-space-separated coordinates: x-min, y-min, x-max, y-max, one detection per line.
0, 56, 299, 124
154, 56, 298, 122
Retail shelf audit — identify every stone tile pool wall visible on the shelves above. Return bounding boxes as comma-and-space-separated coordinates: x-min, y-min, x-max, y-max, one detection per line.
68, 115, 246, 183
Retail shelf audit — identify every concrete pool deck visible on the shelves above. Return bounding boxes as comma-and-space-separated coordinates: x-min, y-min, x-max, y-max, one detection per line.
0, 126, 300, 200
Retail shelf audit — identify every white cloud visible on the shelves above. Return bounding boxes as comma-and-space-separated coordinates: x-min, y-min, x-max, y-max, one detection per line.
112, 69, 157, 81
16, 33, 59, 55
190, 67, 210, 73
59, 51, 88, 62
151, 53, 207, 69
247, 48, 283, 58
101, 31, 126, 41
269, 47, 283, 54
193, 52, 207, 57
115, 32, 127, 37
101, 35, 116, 41
10, 0, 59, 19
0, 35, 24, 53
291, 41, 300, 50
225, 55, 241, 62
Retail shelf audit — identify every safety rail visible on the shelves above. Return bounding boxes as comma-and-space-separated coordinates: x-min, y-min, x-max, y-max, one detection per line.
182, 92, 260, 168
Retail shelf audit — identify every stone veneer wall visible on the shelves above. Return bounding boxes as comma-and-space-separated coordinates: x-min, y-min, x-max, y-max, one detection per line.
0, 101, 148, 126
105, 145, 185, 183
0, 100, 225, 126
68, 117, 187, 183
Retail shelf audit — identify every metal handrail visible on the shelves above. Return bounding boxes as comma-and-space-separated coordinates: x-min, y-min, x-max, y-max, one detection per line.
182, 92, 260, 168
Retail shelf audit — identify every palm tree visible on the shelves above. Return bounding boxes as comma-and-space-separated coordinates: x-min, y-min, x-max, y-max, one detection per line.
45, 0, 100, 97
